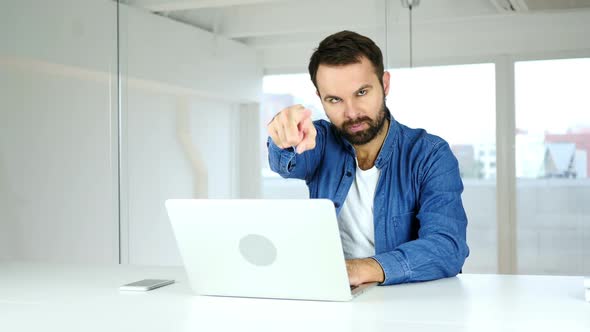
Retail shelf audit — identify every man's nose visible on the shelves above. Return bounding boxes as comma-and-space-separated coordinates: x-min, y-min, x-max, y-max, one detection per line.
343, 99, 361, 119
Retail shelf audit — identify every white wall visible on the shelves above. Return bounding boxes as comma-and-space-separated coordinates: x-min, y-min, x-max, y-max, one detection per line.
125, 92, 236, 266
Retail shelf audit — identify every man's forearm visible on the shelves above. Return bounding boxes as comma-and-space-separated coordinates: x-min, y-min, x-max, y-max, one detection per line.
346, 258, 385, 286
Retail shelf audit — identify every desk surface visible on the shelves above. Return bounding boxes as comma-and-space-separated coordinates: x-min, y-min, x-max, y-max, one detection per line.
1, 262, 588, 332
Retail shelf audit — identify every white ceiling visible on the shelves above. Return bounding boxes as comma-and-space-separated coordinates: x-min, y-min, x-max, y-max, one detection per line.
124, 0, 590, 46
121, 0, 590, 72
124, 0, 499, 42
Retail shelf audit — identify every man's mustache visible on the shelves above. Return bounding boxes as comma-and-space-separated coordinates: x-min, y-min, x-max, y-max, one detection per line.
343, 117, 372, 128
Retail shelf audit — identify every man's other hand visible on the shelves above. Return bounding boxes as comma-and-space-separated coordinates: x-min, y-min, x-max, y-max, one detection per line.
346, 258, 385, 286
267, 104, 317, 154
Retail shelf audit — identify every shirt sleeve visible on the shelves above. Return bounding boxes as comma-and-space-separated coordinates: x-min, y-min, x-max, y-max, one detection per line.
372, 141, 470, 285
266, 122, 325, 182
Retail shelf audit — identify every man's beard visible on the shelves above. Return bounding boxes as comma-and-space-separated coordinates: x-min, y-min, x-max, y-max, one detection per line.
333, 100, 387, 145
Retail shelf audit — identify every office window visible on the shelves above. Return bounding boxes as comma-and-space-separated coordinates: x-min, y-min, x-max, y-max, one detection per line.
386, 63, 497, 273
515, 58, 590, 275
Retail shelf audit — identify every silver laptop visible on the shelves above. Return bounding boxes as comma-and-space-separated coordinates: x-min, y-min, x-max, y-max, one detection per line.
165, 199, 377, 301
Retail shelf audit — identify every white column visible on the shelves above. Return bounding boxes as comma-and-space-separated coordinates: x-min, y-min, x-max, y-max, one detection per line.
236, 102, 262, 199
495, 56, 517, 274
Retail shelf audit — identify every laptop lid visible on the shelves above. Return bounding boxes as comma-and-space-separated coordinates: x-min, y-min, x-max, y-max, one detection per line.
165, 199, 355, 301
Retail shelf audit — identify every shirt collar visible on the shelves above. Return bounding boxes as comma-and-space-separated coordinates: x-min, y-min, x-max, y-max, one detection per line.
375, 110, 398, 169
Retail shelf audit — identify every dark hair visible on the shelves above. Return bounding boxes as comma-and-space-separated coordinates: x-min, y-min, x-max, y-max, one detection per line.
308, 30, 385, 90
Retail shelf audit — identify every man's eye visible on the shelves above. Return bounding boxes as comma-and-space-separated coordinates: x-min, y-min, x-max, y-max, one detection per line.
358, 89, 367, 96
328, 98, 341, 104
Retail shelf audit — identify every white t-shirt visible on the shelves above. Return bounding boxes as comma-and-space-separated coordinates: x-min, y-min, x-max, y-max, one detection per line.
337, 163, 380, 259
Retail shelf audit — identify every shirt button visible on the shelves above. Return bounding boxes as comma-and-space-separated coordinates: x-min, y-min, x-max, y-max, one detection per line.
334, 202, 340, 208
346, 171, 352, 177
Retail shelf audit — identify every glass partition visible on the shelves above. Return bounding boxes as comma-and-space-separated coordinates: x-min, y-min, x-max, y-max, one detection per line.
0, 0, 119, 263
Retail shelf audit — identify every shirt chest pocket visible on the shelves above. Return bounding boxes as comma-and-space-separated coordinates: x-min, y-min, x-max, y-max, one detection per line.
389, 211, 418, 248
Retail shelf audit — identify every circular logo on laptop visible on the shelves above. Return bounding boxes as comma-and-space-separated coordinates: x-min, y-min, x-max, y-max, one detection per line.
239, 234, 277, 266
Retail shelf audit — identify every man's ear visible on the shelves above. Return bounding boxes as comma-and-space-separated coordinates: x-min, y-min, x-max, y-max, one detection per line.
383, 71, 391, 96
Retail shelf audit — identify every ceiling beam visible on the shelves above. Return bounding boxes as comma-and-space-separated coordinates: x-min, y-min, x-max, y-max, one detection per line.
128, 0, 289, 12
217, 0, 394, 38
238, 27, 383, 49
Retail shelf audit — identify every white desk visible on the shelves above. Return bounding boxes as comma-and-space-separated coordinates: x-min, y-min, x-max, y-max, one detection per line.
1, 262, 588, 332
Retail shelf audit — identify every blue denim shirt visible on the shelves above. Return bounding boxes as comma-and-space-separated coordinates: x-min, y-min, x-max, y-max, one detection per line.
267, 114, 469, 285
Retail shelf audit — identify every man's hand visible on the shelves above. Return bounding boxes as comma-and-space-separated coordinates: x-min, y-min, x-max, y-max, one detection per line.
346, 258, 385, 286
267, 104, 317, 154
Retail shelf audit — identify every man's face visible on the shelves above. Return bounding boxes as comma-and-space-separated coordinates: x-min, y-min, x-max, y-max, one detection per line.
315, 56, 390, 145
